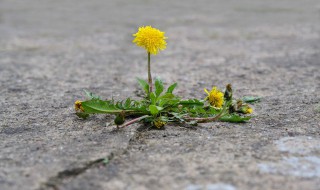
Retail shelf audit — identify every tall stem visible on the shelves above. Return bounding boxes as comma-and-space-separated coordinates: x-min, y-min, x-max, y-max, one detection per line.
147, 52, 152, 93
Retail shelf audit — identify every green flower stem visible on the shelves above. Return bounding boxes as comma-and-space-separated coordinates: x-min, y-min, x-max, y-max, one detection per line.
148, 52, 152, 93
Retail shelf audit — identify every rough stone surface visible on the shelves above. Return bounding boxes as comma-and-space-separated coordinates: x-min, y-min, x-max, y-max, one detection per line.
0, 0, 319, 190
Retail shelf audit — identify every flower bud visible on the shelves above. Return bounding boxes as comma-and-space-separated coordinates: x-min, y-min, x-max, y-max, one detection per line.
224, 84, 233, 101
75, 100, 84, 112
238, 105, 253, 114
153, 119, 166, 129
114, 112, 125, 126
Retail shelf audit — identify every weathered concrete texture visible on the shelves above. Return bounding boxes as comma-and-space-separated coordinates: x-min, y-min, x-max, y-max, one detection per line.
0, 0, 320, 189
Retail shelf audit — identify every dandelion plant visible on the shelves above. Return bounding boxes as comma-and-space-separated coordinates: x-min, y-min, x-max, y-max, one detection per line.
74, 26, 259, 129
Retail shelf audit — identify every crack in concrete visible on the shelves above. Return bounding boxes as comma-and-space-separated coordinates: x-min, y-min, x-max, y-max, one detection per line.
37, 131, 144, 190
38, 157, 106, 190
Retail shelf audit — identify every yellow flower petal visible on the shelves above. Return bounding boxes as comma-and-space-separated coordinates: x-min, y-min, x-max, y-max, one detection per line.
204, 87, 224, 108
133, 26, 167, 55
247, 108, 253, 114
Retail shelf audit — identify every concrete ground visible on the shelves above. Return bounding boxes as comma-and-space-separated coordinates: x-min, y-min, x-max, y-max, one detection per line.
1, 0, 320, 189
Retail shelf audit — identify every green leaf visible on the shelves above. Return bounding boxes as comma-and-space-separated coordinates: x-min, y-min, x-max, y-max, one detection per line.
208, 107, 220, 115
75, 112, 89, 119
137, 78, 149, 95
81, 99, 148, 115
124, 98, 131, 108
158, 116, 169, 122
169, 112, 187, 122
149, 92, 157, 105
167, 83, 177, 93
82, 99, 125, 114
158, 93, 180, 107
84, 90, 100, 100
179, 99, 204, 107
219, 114, 251, 123
155, 78, 164, 97
242, 96, 261, 103
158, 93, 175, 100
149, 105, 163, 115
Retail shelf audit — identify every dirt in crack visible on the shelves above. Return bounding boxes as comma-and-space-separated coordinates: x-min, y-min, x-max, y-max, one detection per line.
38, 154, 114, 190
38, 131, 149, 190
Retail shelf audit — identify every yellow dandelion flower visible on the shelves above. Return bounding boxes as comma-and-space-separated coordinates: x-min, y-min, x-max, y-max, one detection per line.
204, 87, 224, 108
133, 26, 167, 55
74, 100, 84, 112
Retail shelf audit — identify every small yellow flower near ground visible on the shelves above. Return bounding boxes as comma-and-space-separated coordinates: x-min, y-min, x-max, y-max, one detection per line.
240, 105, 253, 114
133, 26, 167, 55
153, 119, 166, 128
74, 100, 84, 112
204, 87, 224, 108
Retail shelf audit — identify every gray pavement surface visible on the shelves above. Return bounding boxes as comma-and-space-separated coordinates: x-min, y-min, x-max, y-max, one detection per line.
1, 0, 320, 189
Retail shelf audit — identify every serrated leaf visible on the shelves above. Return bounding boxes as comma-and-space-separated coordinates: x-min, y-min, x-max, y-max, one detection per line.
82, 99, 125, 114
84, 90, 100, 100
242, 96, 261, 103
155, 78, 164, 97
219, 114, 251, 123
169, 112, 187, 122
167, 83, 177, 93
137, 78, 149, 95
81, 99, 149, 115
179, 99, 204, 107
124, 98, 131, 108
149, 105, 163, 115
208, 107, 220, 115
158, 93, 177, 107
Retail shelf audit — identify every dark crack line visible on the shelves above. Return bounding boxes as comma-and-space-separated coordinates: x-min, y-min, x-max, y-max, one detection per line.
38, 154, 114, 190
37, 131, 145, 190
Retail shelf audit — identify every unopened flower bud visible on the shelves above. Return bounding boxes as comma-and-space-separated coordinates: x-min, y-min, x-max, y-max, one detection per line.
114, 112, 125, 126
224, 84, 233, 101
236, 99, 243, 108
238, 105, 253, 114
